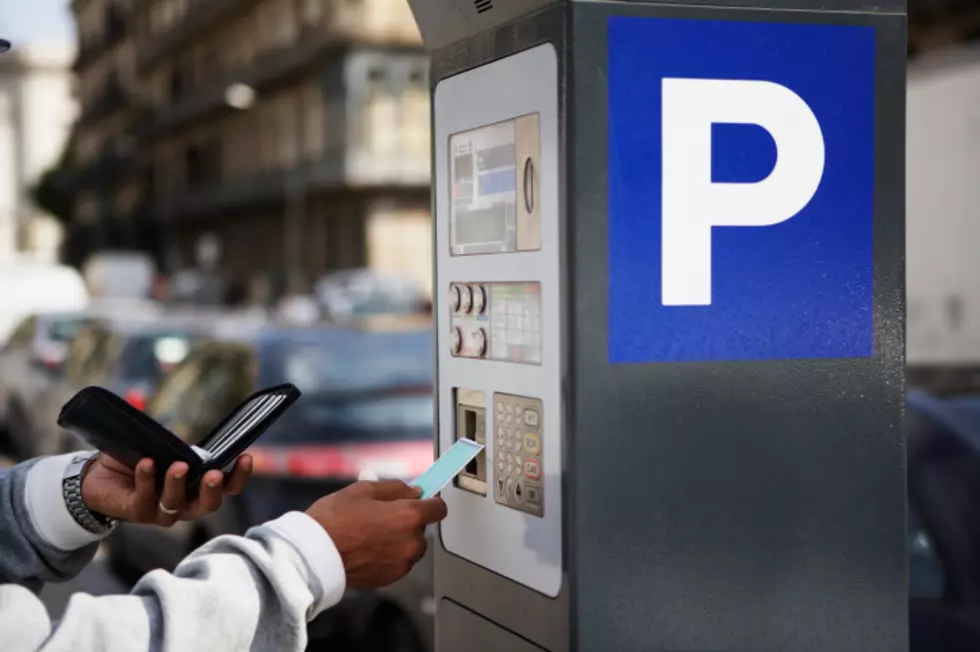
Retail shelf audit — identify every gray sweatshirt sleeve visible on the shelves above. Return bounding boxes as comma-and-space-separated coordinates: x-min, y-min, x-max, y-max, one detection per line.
0, 457, 100, 591
0, 454, 348, 652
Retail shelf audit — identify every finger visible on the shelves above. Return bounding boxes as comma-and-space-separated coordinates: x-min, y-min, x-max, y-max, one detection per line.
367, 480, 422, 501
189, 470, 224, 516
157, 462, 189, 524
413, 497, 448, 525
411, 536, 428, 564
131, 459, 157, 520
224, 455, 253, 495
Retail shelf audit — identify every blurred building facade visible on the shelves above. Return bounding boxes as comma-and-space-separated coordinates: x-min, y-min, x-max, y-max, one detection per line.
72, 0, 148, 260
71, 0, 432, 300
0, 44, 77, 263
63, 0, 969, 300
909, 0, 980, 57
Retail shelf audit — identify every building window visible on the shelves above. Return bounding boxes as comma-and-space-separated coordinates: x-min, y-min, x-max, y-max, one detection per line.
277, 94, 299, 166
366, 91, 399, 154
184, 145, 204, 189
361, 68, 399, 155
259, 101, 279, 171
302, 0, 324, 26
303, 83, 325, 159
403, 87, 430, 159
168, 69, 186, 102
274, 0, 297, 45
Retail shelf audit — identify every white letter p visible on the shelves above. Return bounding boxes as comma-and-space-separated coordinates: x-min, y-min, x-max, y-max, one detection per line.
661, 78, 825, 306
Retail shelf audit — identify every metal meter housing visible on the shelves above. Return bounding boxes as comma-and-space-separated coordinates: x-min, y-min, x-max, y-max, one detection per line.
414, 1, 908, 651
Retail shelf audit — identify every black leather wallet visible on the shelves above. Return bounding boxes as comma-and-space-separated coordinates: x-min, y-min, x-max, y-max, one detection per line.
57, 384, 301, 495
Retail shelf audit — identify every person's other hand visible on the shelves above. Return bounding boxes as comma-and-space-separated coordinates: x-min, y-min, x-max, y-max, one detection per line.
306, 481, 448, 589
81, 453, 253, 526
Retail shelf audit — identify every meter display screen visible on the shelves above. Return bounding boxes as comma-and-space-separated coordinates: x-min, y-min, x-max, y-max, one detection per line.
450, 120, 520, 255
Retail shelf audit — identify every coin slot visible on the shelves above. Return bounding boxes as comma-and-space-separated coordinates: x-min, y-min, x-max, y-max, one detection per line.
523, 157, 535, 214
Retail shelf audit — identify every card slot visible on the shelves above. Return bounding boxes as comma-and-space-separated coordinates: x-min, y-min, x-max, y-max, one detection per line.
204, 395, 273, 453
212, 396, 269, 440
208, 395, 284, 459
209, 394, 286, 459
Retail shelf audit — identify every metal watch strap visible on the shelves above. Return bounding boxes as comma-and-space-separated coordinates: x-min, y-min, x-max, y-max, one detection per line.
62, 452, 117, 535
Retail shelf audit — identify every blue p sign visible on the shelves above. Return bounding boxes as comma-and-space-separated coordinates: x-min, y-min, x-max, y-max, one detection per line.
607, 18, 876, 364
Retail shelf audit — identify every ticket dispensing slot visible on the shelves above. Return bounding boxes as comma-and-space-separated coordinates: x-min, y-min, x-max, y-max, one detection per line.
454, 389, 487, 496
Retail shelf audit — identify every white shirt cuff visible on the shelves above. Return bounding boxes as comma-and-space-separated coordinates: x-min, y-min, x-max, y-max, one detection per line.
25, 453, 107, 551
265, 512, 346, 617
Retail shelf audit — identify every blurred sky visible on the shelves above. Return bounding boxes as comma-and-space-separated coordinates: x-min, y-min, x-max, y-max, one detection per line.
1, 0, 77, 47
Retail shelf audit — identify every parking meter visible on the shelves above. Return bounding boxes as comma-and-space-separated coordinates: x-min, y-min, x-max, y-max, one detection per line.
408, 1, 908, 650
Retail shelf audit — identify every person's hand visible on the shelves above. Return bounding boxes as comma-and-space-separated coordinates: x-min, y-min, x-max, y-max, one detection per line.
306, 481, 448, 589
81, 453, 253, 526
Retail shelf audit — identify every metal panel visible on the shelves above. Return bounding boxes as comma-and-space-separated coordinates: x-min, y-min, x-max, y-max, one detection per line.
567, 2, 907, 651
407, 0, 559, 51
438, 599, 547, 652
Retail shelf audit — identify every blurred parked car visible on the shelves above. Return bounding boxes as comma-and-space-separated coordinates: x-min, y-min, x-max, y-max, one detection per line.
107, 317, 436, 652
0, 311, 91, 457
908, 390, 980, 651
82, 250, 156, 300
314, 269, 428, 321
30, 313, 207, 457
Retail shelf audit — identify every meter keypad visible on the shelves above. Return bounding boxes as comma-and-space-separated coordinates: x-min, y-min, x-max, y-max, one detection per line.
493, 393, 543, 517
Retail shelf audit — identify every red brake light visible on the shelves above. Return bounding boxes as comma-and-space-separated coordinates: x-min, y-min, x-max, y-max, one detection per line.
124, 389, 146, 411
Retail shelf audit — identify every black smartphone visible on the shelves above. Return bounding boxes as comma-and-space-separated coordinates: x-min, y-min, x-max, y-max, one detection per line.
58, 384, 301, 496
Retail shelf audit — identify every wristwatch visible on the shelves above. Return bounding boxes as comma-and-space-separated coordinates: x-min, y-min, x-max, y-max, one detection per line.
62, 452, 117, 535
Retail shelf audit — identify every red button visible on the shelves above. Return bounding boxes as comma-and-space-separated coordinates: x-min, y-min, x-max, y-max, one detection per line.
523, 459, 541, 481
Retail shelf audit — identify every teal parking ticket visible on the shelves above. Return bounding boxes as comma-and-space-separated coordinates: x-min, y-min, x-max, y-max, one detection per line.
412, 439, 484, 499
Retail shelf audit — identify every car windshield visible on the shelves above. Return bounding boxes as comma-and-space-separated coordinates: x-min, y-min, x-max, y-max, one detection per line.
259, 330, 434, 443
119, 332, 196, 382
268, 331, 434, 393
47, 316, 88, 342
298, 395, 434, 432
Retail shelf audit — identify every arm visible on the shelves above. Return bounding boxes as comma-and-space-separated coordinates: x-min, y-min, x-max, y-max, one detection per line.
0, 448, 255, 592
0, 512, 346, 652
0, 456, 104, 591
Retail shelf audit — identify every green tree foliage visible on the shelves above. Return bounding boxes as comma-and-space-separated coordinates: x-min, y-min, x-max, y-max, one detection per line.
30, 138, 76, 227
29, 136, 99, 268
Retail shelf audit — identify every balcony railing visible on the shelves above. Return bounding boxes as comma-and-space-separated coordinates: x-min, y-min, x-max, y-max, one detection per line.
149, 151, 429, 222
145, 37, 422, 139
70, 138, 147, 192
137, 0, 422, 74
78, 77, 131, 126
137, 0, 254, 72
